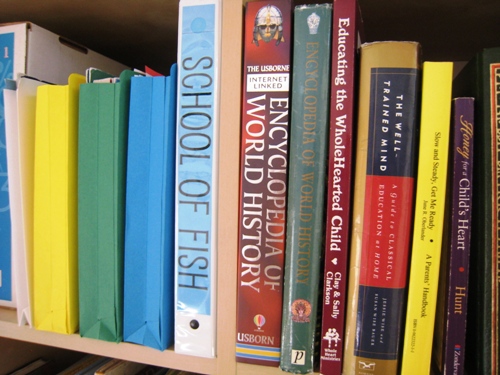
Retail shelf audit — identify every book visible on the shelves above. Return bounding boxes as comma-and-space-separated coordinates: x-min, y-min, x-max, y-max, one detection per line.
401, 61, 454, 374
56, 355, 110, 375
123, 65, 177, 351
342, 41, 422, 375
279, 4, 332, 373
133, 365, 168, 375
78, 69, 136, 343
175, 0, 221, 358
8, 358, 51, 375
319, 0, 363, 373
33, 73, 85, 334
94, 359, 147, 375
235, 0, 292, 366
432, 97, 474, 375
452, 46, 500, 375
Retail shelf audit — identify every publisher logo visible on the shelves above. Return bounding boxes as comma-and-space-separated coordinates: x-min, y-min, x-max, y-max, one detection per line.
291, 350, 306, 365
323, 327, 341, 348
253, 314, 266, 331
358, 360, 376, 371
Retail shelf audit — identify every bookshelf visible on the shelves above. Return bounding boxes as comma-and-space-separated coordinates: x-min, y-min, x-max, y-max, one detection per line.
0, 0, 500, 374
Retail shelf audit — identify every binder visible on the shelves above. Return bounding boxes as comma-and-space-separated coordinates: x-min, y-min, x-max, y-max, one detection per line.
123, 64, 177, 350
175, 0, 221, 358
4, 76, 47, 327
78, 69, 137, 342
33, 73, 85, 334
2, 80, 19, 310
0, 32, 15, 306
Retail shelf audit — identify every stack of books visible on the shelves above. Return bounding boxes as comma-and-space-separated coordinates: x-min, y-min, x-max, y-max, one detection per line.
233, 1, 488, 375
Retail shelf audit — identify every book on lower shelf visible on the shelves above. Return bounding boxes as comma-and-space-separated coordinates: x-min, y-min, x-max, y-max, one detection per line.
431, 97, 474, 375
452, 46, 500, 375
94, 359, 148, 375
235, 0, 292, 367
279, 4, 332, 374
401, 61, 454, 374
318, 0, 363, 373
175, 0, 221, 358
341, 41, 421, 375
8, 357, 52, 375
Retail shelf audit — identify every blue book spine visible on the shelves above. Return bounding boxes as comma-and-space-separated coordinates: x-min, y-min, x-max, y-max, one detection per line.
0, 32, 14, 303
175, 0, 221, 358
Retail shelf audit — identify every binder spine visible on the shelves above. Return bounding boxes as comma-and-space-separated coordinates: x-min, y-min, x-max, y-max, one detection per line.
175, 0, 221, 358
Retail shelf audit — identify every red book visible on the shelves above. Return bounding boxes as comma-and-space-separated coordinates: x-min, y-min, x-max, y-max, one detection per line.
235, 0, 292, 366
319, 0, 363, 374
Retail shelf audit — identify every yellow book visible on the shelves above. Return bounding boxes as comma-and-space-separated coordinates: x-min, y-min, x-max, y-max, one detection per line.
401, 61, 453, 373
33, 74, 85, 334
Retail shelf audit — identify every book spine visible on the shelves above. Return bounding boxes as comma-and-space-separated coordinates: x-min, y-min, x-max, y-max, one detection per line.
491, 61, 500, 375
279, 5, 332, 373
175, 0, 221, 358
342, 41, 421, 375
442, 98, 474, 375
401, 61, 454, 374
0, 32, 14, 305
319, 0, 361, 373
235, 0, 292, 367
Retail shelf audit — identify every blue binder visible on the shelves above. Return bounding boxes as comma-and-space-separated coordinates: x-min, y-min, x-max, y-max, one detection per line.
123, 64, 177, 350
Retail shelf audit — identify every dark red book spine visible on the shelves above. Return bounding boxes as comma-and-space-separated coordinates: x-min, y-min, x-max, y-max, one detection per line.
319, 0, 362, 373
236, 0, 292, 367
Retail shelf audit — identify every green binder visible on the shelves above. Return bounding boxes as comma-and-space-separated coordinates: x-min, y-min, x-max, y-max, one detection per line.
78, 69, 137, 342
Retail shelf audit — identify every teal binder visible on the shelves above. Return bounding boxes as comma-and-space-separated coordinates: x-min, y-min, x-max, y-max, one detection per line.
78, 69, 136, 342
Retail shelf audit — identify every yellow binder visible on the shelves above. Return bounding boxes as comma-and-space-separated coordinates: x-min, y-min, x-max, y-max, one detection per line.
33, 74, 85, 334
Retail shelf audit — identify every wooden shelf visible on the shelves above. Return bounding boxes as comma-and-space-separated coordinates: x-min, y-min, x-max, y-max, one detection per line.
0, 309, 216, 374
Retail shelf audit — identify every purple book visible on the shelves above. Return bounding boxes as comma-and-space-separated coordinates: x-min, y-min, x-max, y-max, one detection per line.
432, 97, 474, 375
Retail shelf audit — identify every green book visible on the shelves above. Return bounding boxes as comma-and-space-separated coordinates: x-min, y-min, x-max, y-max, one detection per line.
453, 47, 500, 375
279, 4, 332, 373
78, 69, 136, 342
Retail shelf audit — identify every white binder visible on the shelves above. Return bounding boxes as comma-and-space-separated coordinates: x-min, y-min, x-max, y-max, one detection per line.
175, 0, 222, 358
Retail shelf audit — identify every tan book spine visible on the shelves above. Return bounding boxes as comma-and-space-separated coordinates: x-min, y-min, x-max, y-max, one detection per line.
342, 41, 421, 375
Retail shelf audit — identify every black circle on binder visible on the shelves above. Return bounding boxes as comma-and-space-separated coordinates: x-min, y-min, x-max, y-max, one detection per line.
190, 319, 200, 330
